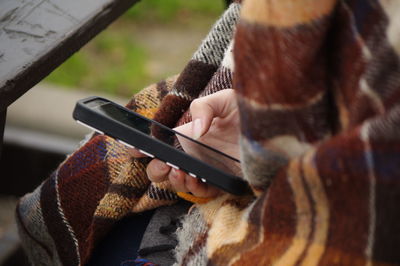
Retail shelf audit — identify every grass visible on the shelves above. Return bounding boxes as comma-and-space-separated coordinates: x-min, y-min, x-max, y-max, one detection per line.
124, 0, 224, 23
44, 0, 224, 97
45, 33, 148, 96
47, 32, 148, 95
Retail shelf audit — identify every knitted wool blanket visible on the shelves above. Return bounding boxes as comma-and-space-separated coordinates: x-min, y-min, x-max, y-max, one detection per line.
17, 0, 400, 265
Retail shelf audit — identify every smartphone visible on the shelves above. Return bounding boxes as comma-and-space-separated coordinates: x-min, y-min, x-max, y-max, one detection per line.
73, 96, 250, 195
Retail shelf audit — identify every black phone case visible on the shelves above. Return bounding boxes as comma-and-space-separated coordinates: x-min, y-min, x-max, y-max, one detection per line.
73, 96, 250, 195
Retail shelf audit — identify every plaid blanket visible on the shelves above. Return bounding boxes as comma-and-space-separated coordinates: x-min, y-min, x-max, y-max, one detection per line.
17, 0, 400, 265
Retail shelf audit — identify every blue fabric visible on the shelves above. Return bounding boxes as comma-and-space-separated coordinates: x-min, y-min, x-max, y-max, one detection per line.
121, 258, 158, 266
86, 210, 155, 266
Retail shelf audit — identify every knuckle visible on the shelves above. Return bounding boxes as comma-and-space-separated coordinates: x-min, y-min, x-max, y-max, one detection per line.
187, 177, 203, 194
169, 175, 186, 192
190, 98, 202, 111
147, 161, 167, 181
146, 166, 155, 181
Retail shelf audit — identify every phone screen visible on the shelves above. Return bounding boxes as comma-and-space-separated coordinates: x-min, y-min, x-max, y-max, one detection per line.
91, 100, 242, 177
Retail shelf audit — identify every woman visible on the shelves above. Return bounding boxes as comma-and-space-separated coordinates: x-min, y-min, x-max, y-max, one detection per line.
17, 0, 400, 265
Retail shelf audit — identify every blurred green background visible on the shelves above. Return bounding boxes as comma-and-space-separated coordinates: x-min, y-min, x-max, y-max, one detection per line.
45, 0, 225, 97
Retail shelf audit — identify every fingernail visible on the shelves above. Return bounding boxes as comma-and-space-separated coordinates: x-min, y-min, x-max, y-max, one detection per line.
192, 119, 203, 140
155, 160, 169, 172
170, 168, 179, 179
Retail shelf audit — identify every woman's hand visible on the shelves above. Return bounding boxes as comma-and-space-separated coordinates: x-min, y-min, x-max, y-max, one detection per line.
130, 89, 240, 198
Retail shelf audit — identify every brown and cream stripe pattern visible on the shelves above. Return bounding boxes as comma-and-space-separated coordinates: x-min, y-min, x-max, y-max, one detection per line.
175, 0, 400, 265
17, 80, 179, 265
16, 0, 400, 265
16, 3, 242, 264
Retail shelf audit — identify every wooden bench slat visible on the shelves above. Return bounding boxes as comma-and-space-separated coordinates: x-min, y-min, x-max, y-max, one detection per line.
0, 0, 140, 112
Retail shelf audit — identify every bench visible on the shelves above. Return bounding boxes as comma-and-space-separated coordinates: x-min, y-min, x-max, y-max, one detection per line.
0, 0, 141, 156
0, 0, 140, 263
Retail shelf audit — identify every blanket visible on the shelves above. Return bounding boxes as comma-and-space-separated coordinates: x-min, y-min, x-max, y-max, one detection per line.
17, 0, 400, 265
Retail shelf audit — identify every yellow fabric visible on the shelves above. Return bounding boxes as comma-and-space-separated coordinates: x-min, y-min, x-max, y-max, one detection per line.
177, 192, 214, 204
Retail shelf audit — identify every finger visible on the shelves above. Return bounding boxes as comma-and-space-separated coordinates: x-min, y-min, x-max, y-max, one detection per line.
126, 148, 147, 158
168, 168, 189, 192
189, 89, 237, 139
185, 175, 220, 198
146, 159, 171, 183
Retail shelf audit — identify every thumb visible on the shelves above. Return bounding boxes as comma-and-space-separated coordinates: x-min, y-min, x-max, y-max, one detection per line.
189, 89, 237, 139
